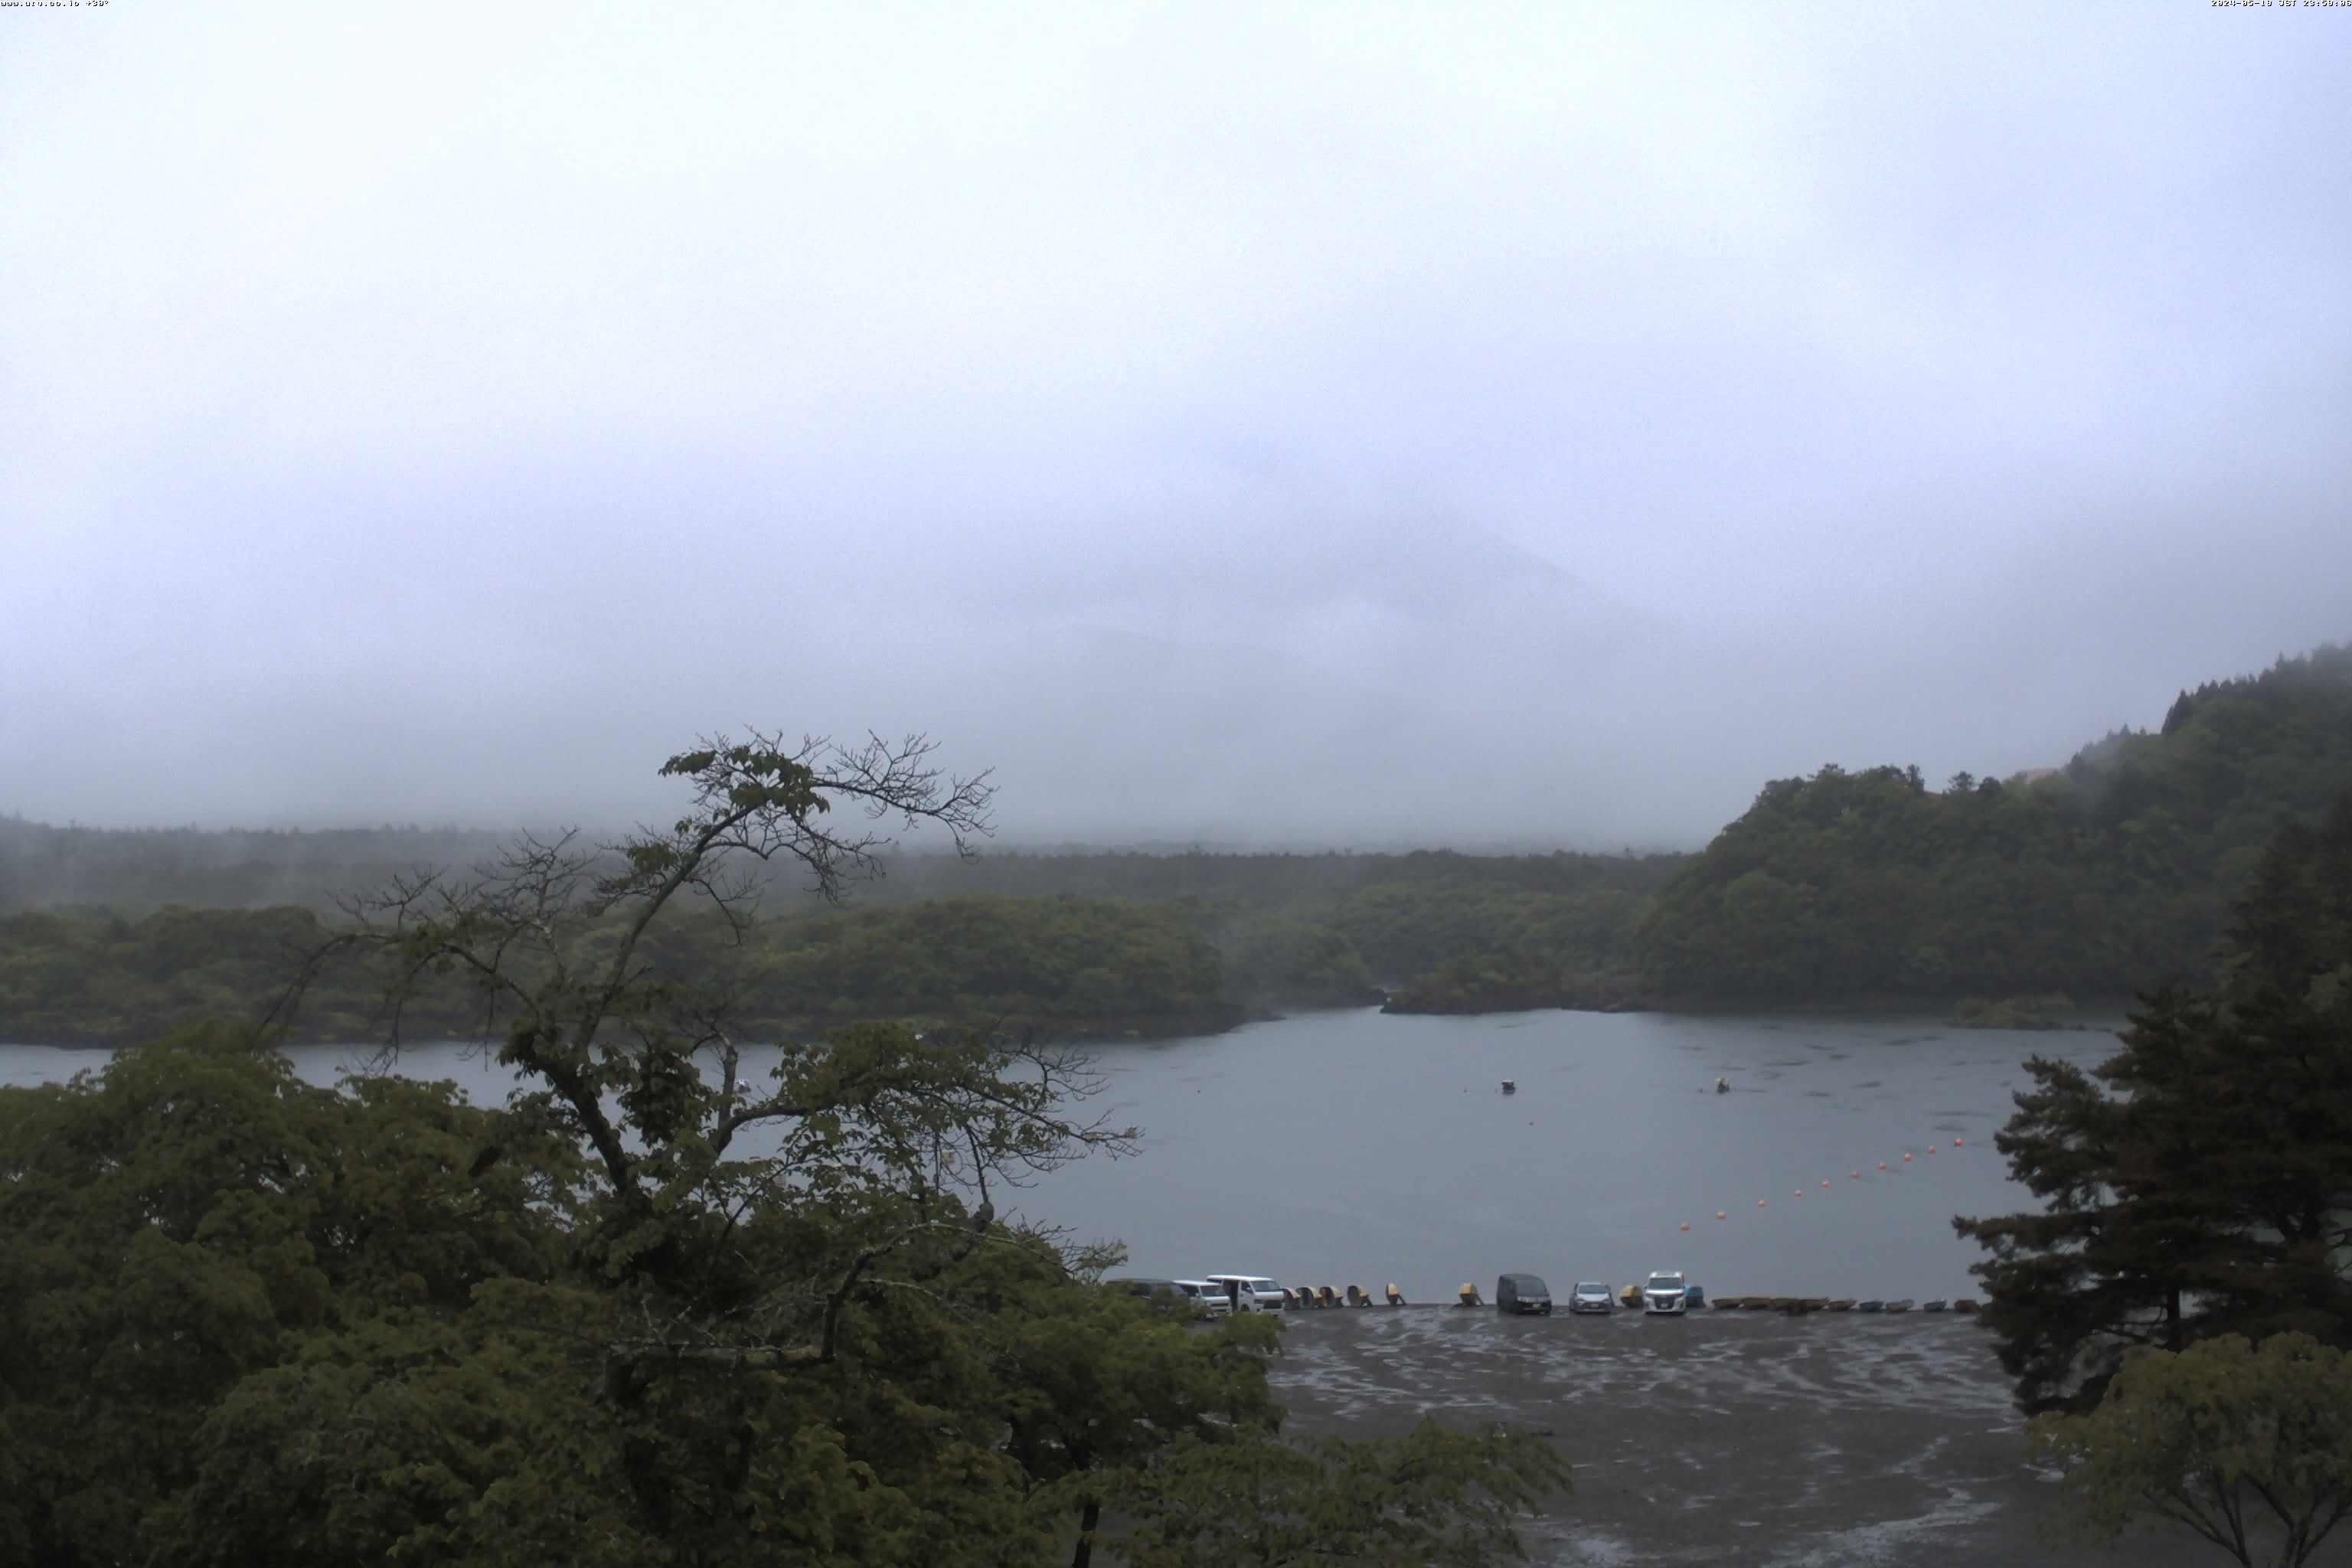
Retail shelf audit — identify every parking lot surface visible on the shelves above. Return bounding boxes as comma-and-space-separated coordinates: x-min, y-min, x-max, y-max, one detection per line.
1267, 1307, 2221, 1567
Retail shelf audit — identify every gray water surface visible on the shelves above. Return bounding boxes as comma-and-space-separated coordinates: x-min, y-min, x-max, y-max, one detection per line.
1004, 1006, 2119, 1304
3, 1006, 2119, 1302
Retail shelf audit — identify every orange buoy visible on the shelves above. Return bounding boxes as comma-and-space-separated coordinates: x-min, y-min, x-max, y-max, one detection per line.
1851, 1171, 1860, 1178
1717, 1211, 1727, 1220
1903, 1153, 1913, 1162
1954, 1138, 1963, 1147
1821, 1180, 1831, 1187
1680, 1222, 1690, 1231
1757, 1198, 1767, 1207
1878, 1161, 1887, 1170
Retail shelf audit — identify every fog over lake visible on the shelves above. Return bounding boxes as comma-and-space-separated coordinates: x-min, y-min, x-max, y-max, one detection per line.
2, 1008, 2113, 1304
5, 8, 2350, 847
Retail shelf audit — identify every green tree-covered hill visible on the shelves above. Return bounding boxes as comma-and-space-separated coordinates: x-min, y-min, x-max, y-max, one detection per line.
1635, 645, 2352, 1005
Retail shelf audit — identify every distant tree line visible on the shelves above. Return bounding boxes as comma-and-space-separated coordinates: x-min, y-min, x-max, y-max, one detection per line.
0, 816, 1681, 922
0, 897, 1232, 1047
4, 645, 2349, 1033
0, 851, 1681, 1044
0, 819, 506, 914
0, 871, 1673, 1046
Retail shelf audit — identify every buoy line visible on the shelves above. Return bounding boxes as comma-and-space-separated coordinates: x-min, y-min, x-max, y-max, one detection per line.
1685, 1138, 1969, 1236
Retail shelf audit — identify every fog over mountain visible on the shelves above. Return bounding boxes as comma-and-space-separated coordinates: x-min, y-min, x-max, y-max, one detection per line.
4, 5, 2348, 847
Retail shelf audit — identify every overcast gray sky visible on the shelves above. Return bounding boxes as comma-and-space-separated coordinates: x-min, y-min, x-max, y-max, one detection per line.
3, 3, 2347, 848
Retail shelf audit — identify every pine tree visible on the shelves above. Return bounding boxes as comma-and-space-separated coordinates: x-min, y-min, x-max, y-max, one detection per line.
1956, 793, 2352, 1413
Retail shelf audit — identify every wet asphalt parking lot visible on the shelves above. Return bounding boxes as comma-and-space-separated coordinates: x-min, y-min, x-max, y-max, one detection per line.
1265, 1306, 2229, 1567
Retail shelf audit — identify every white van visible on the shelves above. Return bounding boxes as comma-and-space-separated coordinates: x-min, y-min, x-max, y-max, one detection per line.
1205, 1274, 1283, 1312
1172, 1279, 1232, 1314
1643, 1271, 1688, 1315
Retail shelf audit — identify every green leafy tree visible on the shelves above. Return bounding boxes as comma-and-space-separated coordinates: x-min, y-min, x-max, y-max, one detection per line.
1109, 1419, 1567, 1567
2030, 1334, 2352, 1568
299, 732, 1149, 1559
980, 1251, 1285, 1566
0, 1021, 579, 1565
2, 732, 1575, 1565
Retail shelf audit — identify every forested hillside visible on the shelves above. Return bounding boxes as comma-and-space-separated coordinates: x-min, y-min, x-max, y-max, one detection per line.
707, 896, 1240, 1038
0, 867, 1689, 1045
0, 835, 1677, 1043
1637, 645, 2352, 1004
0, 897, 1242, 1047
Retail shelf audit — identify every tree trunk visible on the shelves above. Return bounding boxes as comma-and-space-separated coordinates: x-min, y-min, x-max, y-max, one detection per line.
1070, 1498, 1101, 1568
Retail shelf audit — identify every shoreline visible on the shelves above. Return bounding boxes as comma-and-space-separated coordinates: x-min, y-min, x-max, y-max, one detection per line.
0, 993, 2132, 1054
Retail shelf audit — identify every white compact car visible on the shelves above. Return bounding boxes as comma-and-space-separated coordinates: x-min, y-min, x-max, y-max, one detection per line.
1643, 1271, 1688, 1315
1204, 1274, 1284, 1312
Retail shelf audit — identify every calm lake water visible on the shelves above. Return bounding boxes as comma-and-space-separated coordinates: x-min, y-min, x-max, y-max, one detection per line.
1, 1006, 2125, 1302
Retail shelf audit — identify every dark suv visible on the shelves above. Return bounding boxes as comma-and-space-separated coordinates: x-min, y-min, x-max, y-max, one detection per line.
1495, 1273, 1553, 1315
